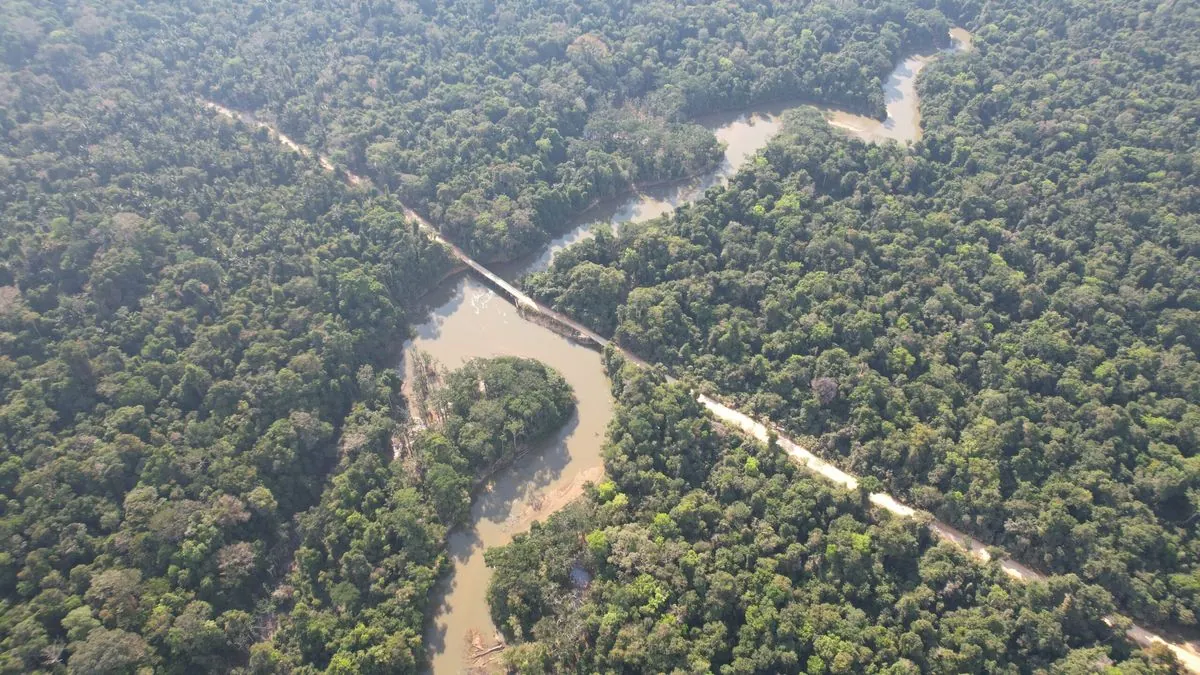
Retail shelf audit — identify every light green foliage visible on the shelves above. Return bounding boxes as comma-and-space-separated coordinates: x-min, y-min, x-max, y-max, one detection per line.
260, 358, 573, 671
485, 370, 1177, 672
529, 0, 1200, 631
154, 1, 947, 260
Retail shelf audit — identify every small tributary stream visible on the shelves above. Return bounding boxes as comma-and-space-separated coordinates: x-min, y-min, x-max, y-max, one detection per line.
414, 29, 973, 674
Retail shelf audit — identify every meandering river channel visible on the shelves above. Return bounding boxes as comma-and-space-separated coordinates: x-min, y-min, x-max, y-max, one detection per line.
413, 96, 811, 674
205, 26, 1200, 674
417, 29, 977, 674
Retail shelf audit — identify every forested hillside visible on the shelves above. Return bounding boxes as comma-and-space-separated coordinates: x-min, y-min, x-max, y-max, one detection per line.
526, 0, 1200, 629
486, 362, 1177, 673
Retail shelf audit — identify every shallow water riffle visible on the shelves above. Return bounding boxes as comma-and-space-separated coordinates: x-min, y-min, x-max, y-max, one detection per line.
405, 275, 613, 674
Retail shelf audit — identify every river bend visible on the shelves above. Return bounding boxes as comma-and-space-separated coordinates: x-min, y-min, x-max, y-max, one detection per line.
203, 26, 1200, 673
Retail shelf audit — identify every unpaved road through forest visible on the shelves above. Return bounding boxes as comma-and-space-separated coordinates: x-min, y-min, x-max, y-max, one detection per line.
205, 78, 1200, 670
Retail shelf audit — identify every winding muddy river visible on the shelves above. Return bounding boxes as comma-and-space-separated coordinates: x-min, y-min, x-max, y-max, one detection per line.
412, 99, 807, 674
206, 26, 1200, 672
415, 30, 974, 674
826, 27, 974, 142
492, 100, 801, 280
407, 278, 611, 672
493, 28, 974, 281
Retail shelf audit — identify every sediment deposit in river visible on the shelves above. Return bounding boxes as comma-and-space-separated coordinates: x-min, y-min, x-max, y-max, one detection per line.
204, 26, 1200, 673
413, 97, 799, 673
405, 277, 613, 673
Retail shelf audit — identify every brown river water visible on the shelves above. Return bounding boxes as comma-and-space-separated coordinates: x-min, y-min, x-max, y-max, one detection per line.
414, 29, 974, 674
825, 27, 974, 143
205, 27, 1200, 671
411, 104, 799, 674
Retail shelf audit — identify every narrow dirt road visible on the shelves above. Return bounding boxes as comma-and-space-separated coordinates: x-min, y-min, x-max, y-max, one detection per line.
206, 99, 1200, 673
697, 395, 1200, 672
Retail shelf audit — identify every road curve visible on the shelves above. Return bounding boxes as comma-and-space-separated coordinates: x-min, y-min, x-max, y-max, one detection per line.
203, 99, 1200, 673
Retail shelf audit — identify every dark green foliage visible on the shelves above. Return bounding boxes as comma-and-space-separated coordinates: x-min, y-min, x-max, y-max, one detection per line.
0, 3, 452, 671
487, 368, 1176, 673
256, 356, 574, 673
63, 0, 953, 261
436, 356, 577, 471
5, 0, 1198, 670
527, 0, 1200, 630
0, 0, 965, 669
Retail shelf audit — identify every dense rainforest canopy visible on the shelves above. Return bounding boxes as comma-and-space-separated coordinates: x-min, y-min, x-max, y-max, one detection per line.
0, 21, 452, 671
527, 0, 1200, 633
1, 0, 1197, 671
255, 356, 574, 673
486, 362, 1178, 673
0, 1, 967, 667
5, 0, 954, 259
